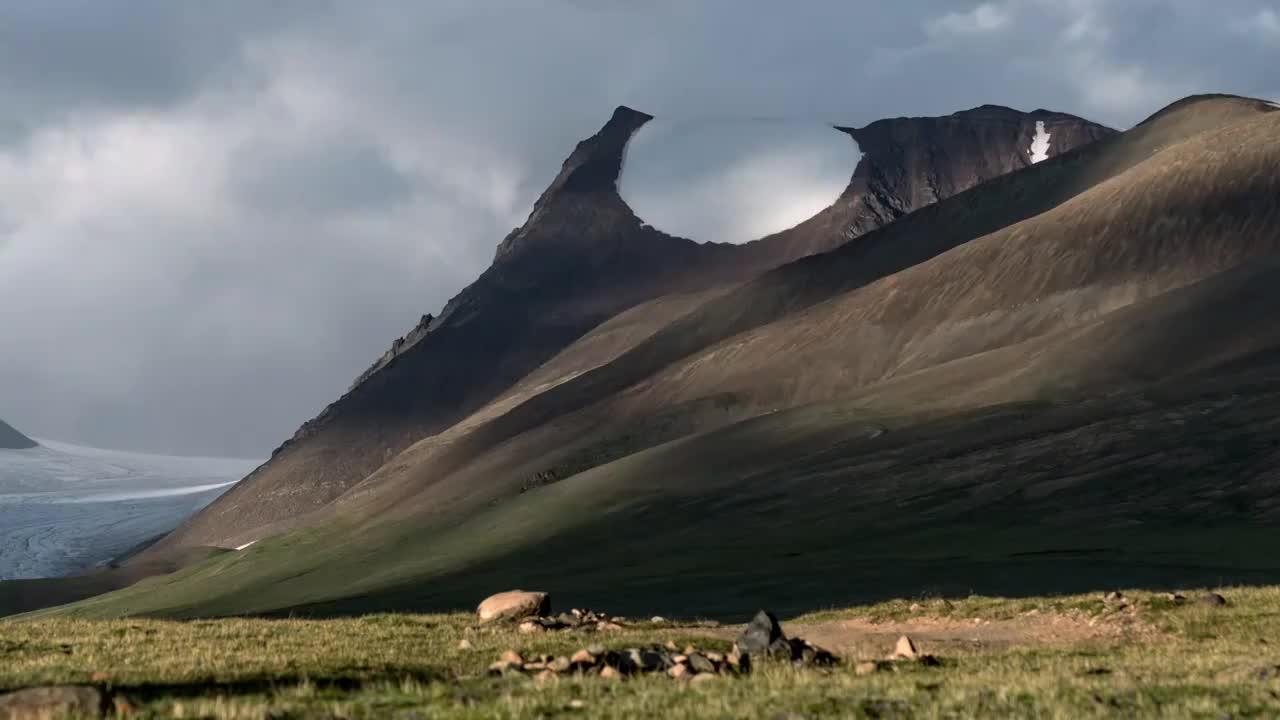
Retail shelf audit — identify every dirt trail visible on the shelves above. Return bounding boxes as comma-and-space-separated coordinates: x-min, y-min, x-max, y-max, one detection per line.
708, 611, 1159, 658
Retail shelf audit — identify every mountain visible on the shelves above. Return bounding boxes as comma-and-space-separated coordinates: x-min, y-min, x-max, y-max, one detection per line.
0, 418, 36, 450
146, 104, 1112, 554
20, 95, 1280, 620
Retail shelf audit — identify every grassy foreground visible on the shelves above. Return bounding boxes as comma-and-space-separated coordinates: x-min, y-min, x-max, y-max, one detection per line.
3, 588, 1279, 718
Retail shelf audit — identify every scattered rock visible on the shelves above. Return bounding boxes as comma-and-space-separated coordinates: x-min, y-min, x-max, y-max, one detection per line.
690, 673, 717, 686
1162, 592, 1187, 604
457, 639, 475, 651
665, 641, 680, 651
1198, 593, 1228, 607
0, 686, 105, 720
788, 638, 839, 667
518, 620, 545, 634
476, 590, 550, 624
893, 635, 919, 660
555, 612, 583, 628
534, 669, 557, 684
688, 653, 717, 674
568, 699, 586, 710
737, 610, 792, 658
637, 649, 670, 671
1103, 591, 1125, 604
487, 641, 748, 682
909, 603, 923, 613
651, 616, 668, 624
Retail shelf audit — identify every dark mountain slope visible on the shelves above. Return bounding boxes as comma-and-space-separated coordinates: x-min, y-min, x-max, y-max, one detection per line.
0, 418, 36, 450
152, 105, 1110, 553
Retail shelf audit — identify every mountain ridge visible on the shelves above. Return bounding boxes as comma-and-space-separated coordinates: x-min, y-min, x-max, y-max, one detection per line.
147, 101, 1112, 555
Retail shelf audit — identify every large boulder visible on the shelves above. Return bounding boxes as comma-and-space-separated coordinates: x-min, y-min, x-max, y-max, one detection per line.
476, 590, 550, 623
736, 609, 792, 658
0, 686, 105, 720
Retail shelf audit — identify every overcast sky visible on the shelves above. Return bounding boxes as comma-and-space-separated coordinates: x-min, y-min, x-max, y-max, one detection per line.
0, 1, 1276, 458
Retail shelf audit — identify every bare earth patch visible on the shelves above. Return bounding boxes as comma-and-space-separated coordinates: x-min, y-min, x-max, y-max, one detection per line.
789, 612, 1158, 655
705, 606, 1163, 659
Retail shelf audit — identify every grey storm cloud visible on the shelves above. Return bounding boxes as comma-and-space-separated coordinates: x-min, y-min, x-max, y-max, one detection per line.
0, 0, 1276, 457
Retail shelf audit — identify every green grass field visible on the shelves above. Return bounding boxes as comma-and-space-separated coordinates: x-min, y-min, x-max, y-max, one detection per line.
4, 587, 1279, 718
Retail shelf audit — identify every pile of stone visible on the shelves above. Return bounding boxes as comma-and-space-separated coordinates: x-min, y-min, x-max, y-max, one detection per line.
475, 590, 633, 633
474, 590, 721, 634
489, 641, 748, 683
852, 634, 943, 675
515, 607, 627, 634
735, 610, 838, 667
485, 607, 844, 683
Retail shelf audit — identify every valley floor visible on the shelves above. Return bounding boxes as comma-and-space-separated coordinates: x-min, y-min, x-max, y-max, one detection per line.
3, 586, 1278, 718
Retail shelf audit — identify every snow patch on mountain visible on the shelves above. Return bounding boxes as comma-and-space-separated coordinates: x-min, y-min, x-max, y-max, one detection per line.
1029, 121, 1052, 164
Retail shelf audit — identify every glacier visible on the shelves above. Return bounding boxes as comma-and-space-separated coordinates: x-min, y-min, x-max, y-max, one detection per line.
0, 440, 258, 580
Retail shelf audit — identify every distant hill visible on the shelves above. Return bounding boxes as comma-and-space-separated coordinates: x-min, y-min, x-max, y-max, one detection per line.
0, 418, 36, 450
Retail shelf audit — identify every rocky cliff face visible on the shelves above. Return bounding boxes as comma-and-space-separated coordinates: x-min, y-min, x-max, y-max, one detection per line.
153, 103, 1114, 552
0, 419, 36, 450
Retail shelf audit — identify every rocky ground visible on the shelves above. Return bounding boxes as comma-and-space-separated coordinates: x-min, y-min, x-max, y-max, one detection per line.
2, 586, 1278, 718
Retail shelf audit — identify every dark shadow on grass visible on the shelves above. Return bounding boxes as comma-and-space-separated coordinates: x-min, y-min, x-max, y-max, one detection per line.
39, 669, 447, 705
263, 544, 1280, 624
